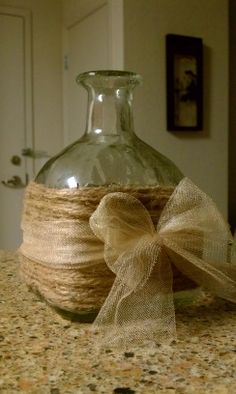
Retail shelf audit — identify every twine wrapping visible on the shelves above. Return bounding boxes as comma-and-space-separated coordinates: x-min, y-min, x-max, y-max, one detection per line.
89, 178, 236, 346
20, 182, 194, 314
19, 177, 236, 347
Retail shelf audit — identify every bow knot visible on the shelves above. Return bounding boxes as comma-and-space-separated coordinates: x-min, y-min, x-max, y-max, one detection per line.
89, 178, 236, 347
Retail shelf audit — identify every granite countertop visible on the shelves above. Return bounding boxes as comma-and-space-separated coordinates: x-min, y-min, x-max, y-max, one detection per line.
0, 250, 236, 394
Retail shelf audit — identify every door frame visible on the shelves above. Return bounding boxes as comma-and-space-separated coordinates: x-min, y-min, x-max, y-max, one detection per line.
0, 6, 34, 178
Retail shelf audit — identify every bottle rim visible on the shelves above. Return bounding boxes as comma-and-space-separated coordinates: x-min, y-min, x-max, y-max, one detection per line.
76, 70, 142, 87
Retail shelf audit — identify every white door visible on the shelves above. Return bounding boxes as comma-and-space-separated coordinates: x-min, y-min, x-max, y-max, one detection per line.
0, 8, 34, 250
63, 1, 124, 145
64, 4, 110, 145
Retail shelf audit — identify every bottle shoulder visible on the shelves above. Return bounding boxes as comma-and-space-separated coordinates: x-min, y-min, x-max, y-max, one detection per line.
36, 136, 183, 188
133, 138, 183, 183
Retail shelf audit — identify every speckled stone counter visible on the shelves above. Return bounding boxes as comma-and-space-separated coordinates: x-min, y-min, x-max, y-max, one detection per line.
0, 250, 236, 394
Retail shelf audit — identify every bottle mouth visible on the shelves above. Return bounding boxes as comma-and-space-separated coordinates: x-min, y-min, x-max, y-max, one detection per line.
76, 70, 142, 89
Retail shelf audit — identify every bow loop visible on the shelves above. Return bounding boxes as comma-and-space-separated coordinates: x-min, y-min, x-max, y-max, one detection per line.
90, 192, 155, 274
158, 178, 231, 243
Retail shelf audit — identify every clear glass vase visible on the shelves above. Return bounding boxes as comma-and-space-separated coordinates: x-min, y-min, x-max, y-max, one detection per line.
34, 70, 184, 322
36, 70, 183, 188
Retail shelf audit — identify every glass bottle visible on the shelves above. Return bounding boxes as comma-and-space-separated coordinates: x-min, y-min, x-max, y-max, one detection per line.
34, 70, 184, 322
36, 70, 183, 188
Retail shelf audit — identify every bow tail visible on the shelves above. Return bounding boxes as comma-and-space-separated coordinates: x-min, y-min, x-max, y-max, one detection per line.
93, 246, 177, 347
164, 240, 236, 303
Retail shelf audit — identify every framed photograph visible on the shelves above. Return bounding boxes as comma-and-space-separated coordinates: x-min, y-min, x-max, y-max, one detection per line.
166, 34, 203, 131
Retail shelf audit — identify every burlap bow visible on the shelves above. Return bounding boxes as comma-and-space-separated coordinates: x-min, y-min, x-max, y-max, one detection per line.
90, 178, 236, 346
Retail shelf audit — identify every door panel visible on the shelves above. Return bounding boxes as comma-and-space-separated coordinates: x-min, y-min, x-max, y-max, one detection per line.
0, 10, 33, 250
64, 4, 110, 145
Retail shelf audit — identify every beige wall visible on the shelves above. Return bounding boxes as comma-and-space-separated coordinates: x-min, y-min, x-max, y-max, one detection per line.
0, 0, 63, 172
124, 0, 229, 216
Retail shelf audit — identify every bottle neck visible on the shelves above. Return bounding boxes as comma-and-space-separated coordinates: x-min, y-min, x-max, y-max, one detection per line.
84, 86, 134, 139
77, 70, 141, 140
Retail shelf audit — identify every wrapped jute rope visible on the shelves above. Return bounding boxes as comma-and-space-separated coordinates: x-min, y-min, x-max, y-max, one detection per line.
19, 181, 195, 316
19, 178, 236, 346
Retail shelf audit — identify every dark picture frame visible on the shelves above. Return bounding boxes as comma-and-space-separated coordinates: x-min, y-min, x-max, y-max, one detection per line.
166, 34, 203, 131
